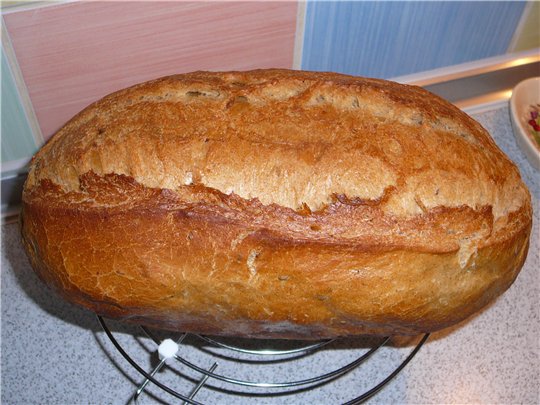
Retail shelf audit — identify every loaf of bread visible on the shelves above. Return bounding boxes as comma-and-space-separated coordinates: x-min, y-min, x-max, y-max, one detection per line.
21, 69, 532, 339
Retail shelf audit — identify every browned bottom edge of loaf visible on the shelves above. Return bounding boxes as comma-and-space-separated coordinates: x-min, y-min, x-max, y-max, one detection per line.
20, 199, 530, 340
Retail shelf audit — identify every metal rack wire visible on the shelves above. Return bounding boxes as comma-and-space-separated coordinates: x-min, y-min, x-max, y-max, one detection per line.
98, 316, 429, 404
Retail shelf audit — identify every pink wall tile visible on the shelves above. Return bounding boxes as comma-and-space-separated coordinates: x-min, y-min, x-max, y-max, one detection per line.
4, 1, 297, 139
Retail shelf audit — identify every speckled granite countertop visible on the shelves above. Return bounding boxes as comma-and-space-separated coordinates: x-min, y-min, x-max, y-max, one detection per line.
2, 106, 539, 405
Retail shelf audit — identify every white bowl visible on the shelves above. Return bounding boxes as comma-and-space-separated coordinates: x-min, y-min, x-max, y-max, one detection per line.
509, 77, 540, 171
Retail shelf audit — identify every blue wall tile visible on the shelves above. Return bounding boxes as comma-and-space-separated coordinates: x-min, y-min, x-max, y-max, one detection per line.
1, 46, 38, 168
302, 1, 526, 78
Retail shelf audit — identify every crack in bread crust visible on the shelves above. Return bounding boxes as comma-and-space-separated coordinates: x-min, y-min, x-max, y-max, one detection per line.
26, 171, 529, 260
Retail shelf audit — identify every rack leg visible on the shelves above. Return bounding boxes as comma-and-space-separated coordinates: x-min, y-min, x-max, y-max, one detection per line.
181, 362, 219, 405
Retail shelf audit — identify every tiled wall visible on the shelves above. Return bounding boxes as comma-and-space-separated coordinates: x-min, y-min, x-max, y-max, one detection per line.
1, 46, 38, 172
1, 0, 536, 179
511, 1, 540, 52
302, 1, 525, 77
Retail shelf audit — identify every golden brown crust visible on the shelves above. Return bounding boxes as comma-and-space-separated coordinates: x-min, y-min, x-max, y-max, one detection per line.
21, 69, 532, 338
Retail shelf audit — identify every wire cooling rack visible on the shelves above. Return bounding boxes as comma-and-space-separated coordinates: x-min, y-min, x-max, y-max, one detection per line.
98, 316, 429, 404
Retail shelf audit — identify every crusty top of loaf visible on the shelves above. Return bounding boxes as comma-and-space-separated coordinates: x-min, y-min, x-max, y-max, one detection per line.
24, 69, 531, 266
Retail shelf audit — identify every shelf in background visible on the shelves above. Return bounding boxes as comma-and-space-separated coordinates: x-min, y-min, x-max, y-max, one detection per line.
395, 48, 539, 114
